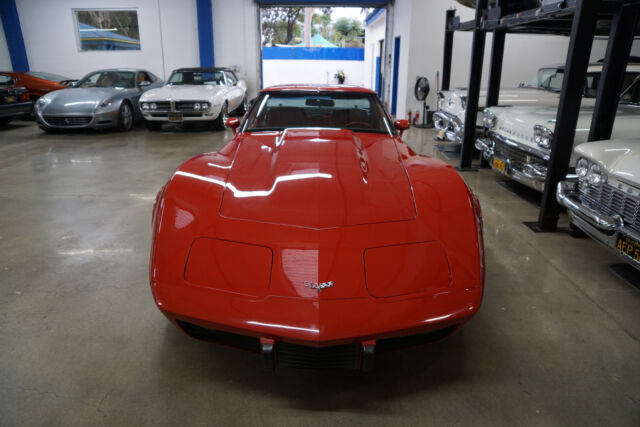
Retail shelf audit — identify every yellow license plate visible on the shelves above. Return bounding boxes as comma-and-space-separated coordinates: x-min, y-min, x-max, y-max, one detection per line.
492, 157, 506, 172
168, 113, 183, 121
437, 129, 445, 139
616, 234, 640, 263
4, 96, 16, 103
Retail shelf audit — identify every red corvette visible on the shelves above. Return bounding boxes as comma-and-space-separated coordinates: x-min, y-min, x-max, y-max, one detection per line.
150, 85, 484, 370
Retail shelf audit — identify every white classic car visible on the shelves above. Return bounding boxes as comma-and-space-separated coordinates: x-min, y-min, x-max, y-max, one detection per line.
475, 76, 640, 191
435, 63, 640, 143
140, 67, 247, 130
557, 139, 640, 271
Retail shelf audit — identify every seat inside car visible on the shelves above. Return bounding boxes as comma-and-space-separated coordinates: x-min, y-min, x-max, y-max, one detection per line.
265, 107, 307, 127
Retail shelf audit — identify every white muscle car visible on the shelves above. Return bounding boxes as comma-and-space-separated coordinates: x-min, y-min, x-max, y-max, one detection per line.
475, 76, 640, 192
557, 139, 640, 271
435, 63, 640, 143
140, 67, 247, 130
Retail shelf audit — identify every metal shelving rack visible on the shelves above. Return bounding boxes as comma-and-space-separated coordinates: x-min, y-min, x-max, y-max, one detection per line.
441, 0, 640, 232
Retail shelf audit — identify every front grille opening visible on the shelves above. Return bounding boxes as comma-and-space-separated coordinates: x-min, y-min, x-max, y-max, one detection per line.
276, 342, 361, 370
177, 320, 261, 353
376, 325, 458, 353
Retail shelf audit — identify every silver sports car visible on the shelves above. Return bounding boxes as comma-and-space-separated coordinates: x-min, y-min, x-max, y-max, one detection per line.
34, 68, 163, 132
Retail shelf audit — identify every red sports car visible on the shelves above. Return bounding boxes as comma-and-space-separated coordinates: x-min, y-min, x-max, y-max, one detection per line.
150, 85, 484, 370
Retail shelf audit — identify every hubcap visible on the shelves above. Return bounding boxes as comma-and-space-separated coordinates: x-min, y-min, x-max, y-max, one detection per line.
122, 104, 132, 128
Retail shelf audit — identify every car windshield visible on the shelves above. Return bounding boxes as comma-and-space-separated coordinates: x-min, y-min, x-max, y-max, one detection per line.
77, 71, 135, 88
0, 74, 13, 86
26, 71, 70, 82
243, 92, 394, 134
523, 68, 565, 92
168, 71, 224, 85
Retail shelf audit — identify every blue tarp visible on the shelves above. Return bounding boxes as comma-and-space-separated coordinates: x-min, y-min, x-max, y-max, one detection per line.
293, 34, 336, 47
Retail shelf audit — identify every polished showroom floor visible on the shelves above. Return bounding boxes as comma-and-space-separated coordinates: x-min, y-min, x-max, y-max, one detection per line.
1, 120, 638, 425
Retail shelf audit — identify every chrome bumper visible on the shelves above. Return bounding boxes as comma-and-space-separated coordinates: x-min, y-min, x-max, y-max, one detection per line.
475, 135, 548, 192
433, 111, 463, 143
557, 180, 639, 270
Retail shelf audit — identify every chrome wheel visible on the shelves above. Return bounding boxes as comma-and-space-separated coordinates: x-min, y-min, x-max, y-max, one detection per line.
222, 104, 228, 128
121, 103, 133, 130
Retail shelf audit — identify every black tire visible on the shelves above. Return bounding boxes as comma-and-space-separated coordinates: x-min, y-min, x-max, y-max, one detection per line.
233, 97, 248, 116
145, 121, 162, 131
117, 101, 134, 131
0, 118, 11, 127
212, 102, 228, 130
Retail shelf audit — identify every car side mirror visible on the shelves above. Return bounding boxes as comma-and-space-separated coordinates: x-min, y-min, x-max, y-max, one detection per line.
394, 119, 410, 136
226, 117, 240, 133
138, 80, 151, 88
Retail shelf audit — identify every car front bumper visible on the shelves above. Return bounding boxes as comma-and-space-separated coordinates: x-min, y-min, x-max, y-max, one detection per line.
153, 282, 481, 370
0, 101, 33, 119
476, 131, 551, 192
35, 107, 120, 129
141, 102, 222, 122
557, 180, 640, 271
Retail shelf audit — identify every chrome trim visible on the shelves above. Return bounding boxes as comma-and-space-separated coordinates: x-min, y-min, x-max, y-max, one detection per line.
556, 180, 624, 232
488, 130, 551, 161
521, 163, 548, 182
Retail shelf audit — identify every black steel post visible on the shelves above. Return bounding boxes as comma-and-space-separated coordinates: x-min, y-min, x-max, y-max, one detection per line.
459, 0, 487, 170
486, 30, 505, 108
442, 9, 456, 91
588, 5, 639, 142
535, 0, 600, 231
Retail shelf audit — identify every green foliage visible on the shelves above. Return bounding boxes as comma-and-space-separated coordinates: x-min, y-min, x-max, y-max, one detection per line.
261, 7, 303, 46
331, 17, 364, 47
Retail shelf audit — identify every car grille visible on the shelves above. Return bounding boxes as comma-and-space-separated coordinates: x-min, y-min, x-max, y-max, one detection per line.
153, 101, 170, 111
493, 138, 545, 165
578, 179, 640, 234
43, 116, 92, 126
275, 342, 361, 370
176, 101, 206, 112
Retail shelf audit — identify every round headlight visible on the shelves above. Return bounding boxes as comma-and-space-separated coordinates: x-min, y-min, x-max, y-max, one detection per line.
534, 125, 553, 149
194, 102, 201, 110
483, 109, 497, 129
576, 158, 589, 178
150, 103, 157, 110
587, 163, 606, 186
141, 103, 149, 110
202, 102, 210, 111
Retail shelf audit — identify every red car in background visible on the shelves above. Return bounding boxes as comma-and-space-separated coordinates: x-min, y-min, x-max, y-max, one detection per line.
150, 85, 484, 370
3, 71, 76, 100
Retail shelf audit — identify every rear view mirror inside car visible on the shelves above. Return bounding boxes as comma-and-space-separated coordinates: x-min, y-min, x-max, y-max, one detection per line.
305, 98, 335, 107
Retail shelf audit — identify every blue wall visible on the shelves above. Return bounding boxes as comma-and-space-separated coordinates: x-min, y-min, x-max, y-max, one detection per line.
196, 0, 214, 67
262, 47, 364, 61
0, 0, 29, 71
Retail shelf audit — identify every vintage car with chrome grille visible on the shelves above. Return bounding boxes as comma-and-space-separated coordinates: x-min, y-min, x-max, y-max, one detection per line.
435, 63, 640, 144
557, 139, 640, 271
150, 85, 484, 370
475, 77, 640, 191
139, 67, 247, 131
34, 68, 162, 132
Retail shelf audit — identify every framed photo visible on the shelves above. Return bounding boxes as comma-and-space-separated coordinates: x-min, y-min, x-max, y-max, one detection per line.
73, 9, 141, 51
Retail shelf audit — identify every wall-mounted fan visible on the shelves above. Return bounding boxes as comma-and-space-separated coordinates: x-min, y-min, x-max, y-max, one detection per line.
413, 77, 432, 128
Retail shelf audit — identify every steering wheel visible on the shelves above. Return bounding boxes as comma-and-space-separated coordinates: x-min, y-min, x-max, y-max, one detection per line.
345, 121, 371, 129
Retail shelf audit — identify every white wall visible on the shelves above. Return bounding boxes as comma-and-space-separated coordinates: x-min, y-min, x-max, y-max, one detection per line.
363, 11, 386, 91
15, 0, 199, 80
262, 59, 364, 87
393, 0, 614, 120
213, 0, 261, 99
0, 19, 12, 70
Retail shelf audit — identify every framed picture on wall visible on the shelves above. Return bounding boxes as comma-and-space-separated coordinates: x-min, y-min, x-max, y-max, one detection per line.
73, 9, 141, 51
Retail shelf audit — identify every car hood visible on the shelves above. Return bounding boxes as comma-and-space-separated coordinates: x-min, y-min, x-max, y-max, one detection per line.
575, 138, 640, 186
141, 84, 223, 101
42, 87, 123, 114
219, 128, 417, 229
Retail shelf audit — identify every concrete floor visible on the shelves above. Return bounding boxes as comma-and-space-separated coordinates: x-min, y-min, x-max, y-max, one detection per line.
0, 120, 638, 426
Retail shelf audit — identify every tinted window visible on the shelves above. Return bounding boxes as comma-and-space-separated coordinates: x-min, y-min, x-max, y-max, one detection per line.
244, 92, 393, 134
77, 71, 135, 88
225, 71, 237, 85
168, 71, 224, 85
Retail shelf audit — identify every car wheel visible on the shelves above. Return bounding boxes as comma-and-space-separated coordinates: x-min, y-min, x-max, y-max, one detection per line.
234, 97, 248, 116
145, 121, 162, 131
212, 102, 228, 130
117, 101, 134, 131
0, 118, 11, 127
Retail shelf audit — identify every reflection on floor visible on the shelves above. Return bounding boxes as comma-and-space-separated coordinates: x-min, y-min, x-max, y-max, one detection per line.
0, 121, 638, 425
